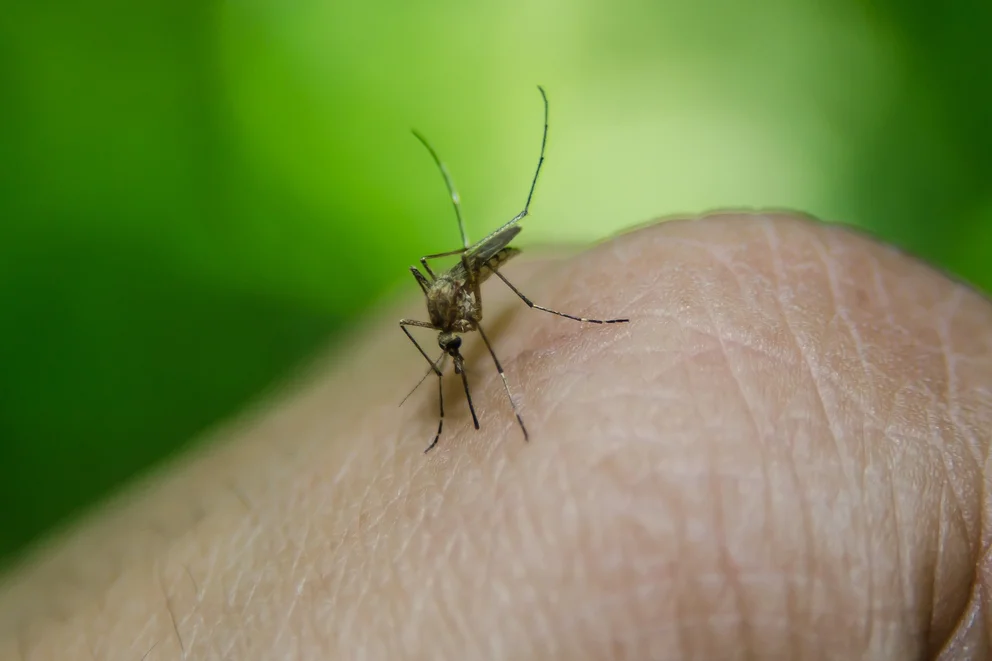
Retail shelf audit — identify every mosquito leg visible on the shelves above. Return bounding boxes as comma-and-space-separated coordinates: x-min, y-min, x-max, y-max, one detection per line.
424, 366, 445, 453
409, 266, 432, 295
400, 321, 450, 452
423, 247, 469, 260
420, 247, 468, 278
412, 130, 471, 250
476, 324, 528, 441
491, 269, 629, 324
400, 321, 443, 372
456, 359, 481, 431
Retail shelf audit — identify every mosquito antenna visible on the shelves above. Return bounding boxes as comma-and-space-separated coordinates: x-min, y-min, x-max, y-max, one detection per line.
509, 85, 549, 226
412, 130, 470, 250
400, 352, 446, 407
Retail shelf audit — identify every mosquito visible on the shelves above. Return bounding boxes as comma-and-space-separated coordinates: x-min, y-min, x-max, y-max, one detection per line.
400, 86, 629, 453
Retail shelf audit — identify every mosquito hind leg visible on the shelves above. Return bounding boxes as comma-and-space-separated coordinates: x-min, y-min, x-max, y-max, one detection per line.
491, 269, 629, 324
477, 325, 528, 441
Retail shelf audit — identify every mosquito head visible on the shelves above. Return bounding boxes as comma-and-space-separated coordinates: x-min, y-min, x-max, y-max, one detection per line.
438, 332, 465, 371
438, 332, 461, 355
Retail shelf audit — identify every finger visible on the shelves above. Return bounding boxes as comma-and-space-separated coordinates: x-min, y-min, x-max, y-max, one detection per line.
2, 212, 990, 661
385, 211, 992, 659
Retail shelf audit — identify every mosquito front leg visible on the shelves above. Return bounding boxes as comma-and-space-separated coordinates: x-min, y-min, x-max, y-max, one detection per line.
491, 270, 629, 324
420, 247, 468, 279
424, 368, 445, 453
409, 266, 433, 295
400, 320, 448, 453
400, 320, 443, 372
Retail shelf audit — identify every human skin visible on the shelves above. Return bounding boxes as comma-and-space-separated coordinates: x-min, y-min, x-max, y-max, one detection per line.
0, 212, 990, 660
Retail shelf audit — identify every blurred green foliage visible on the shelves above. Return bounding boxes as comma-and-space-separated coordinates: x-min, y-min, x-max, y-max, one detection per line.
0, 0, 989, 565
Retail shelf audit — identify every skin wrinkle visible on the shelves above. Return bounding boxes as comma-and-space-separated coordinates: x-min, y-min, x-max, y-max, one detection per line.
869, 250, 899, 330
761, 217, 823, 659
819, 233, 886, 651
852, 273, 924, 650
886, 431, 913, 644
985, 416, 992, 652
167, 566, 202, 656
710, 420, 755, 659
933, 482, 952, 646
931, 382, 980, 546
815, 235, 880, 621
936, 283, 988, 625
808, 223, 936, 648
927, 392, 970, 646
798, 272, 872, 646
833, 225, 987, 651
526, 362, 587, 436
862, 397, 879, 653
673, 372, 711, 658
163, 590, 185, 659
924, 387, 976, 581
941, 582, 987, 659
525, 328, 634, 437
940, 509, 992, 651
271, 535, 311, 653
679, 337, 733, 658
813, 233, 874, 399
697, 277, 760, 656
938, 289, 973, 462
984, 545, 992, 654
669, 453, 693, 661
139, 640, 159, 660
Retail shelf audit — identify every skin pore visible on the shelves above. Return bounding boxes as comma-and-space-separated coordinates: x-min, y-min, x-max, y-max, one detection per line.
1, 212, 990, 660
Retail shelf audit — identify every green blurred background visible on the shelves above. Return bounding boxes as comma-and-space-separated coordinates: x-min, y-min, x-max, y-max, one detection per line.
1, 0, 989, 567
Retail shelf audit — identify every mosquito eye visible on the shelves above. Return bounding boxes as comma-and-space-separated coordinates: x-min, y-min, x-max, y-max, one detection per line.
439, 334, 461, 352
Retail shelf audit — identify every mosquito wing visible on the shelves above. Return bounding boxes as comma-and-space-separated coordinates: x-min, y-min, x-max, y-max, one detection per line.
476, 246, 522, 284
449, 225, 522, 283
469, 224, 522, 265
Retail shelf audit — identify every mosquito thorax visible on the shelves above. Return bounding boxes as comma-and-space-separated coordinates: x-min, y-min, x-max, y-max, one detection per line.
427, 276, 478, 333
